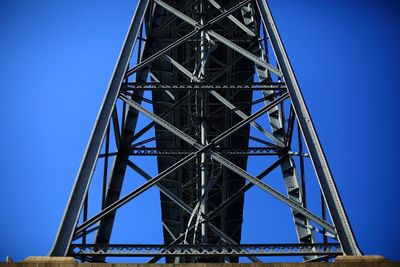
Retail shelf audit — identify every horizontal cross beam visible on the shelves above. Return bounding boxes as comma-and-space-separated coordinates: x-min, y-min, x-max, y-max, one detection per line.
119, 93, 337, 236
70, 243, 342, 257
121, 82, 287, 91
128, 147, 307, 157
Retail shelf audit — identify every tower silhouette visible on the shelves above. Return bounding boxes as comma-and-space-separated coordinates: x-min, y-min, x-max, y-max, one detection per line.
50, 0, 362, 263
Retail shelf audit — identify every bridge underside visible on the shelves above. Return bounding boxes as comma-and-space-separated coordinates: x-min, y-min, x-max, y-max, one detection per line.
148, 0, 255, 262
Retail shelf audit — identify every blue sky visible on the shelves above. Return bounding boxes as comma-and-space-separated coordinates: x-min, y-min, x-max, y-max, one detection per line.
0, 0, 399, 262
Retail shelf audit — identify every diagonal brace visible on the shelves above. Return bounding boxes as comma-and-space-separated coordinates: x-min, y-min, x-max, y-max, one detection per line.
153, 0, 282, 77
50, 0, 150, 256
120, 93, 336, 235
160, 52, 285, 147
125, 0, 253, 77
256, 0, 361, 255
74, 93, 289, 235
126, 160, 261, 263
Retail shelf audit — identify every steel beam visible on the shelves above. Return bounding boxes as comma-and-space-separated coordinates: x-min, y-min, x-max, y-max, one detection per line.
119, 94, 336, 235
209, 153, 336, 235
50, 0, 150, 256
159, 51, 284, 147
255, 0, 361, 255
153, 0, 282, 77
198, 1, 208, 245
285, 105, 295, 147
241, 3, 315, 255
129, 147, 293, 156
126, 160, 261, 263
75, 153, 197, 235
122, 82, 286, 91
120, 93, 288, 151
130, 91, 193, 145
210, 90, 284, 147
70, 243, 342, 257
125, 0, 253, 77
111, 108, 121, 149
208, 157, 285, 220
93, 28, 151, 260
208, 0, 255, 37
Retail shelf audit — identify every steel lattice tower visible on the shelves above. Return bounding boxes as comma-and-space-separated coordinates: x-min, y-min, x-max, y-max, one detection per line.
50, 0, 362, 263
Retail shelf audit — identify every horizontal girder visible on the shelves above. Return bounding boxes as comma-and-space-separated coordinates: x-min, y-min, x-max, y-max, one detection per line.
122, 82, 286, 91
127, 147, 307, 156
70, 243, 342, 257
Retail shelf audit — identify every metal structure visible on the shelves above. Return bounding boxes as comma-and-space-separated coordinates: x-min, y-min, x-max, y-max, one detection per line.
50, 0, 362, 263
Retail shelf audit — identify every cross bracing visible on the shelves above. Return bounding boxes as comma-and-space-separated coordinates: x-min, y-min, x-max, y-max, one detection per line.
50, 0, 362, 263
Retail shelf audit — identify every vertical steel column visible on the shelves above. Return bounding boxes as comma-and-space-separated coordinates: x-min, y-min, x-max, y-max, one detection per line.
50, 0, 150, 256
102, 126, 110, 208
255, 0, 361, 255
93, 25, 149, 251
81, 193, 88, 263
321, 192, 328, 243
82, 194, 88, 245
199, 0, 208, 245
298, 123, 306, 208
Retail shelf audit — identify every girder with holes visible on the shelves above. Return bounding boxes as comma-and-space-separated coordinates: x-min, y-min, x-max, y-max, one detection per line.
70, 243, 342, 257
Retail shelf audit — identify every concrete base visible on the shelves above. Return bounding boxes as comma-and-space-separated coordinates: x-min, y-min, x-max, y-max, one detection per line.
22, 257, 76, 263
10, 257, 77, 267
336, 255, 389, 262
0, 256, 398, 267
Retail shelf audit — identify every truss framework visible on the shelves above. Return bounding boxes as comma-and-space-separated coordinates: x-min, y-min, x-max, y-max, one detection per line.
50, 0, 362, 263
70, 243, 342, 257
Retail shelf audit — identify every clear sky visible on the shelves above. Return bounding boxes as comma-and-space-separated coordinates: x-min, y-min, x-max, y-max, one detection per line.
0, 0, 399, 263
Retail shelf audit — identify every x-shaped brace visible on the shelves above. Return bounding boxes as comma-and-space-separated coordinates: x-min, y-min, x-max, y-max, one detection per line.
152, 0, 282, 77
118, 93, 336, 236
74, 91, 336, 239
